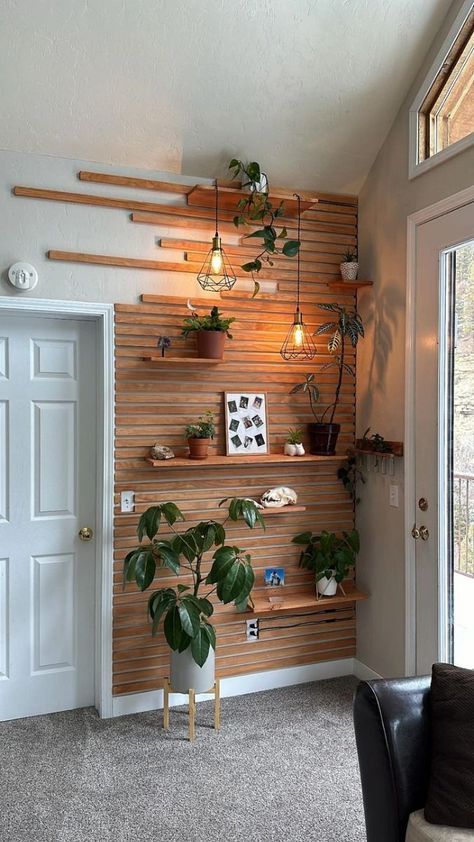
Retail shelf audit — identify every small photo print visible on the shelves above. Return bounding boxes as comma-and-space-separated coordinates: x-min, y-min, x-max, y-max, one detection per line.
239, 396, 249, 409
242, 416, 253, 429
265, 568, 285, 587
255, 433, 265, 447
253, 396, 263, 410
231, 434, 243, 448
244, 436, 253, 449
252, 414, 264, 428
227, 399, 238, 414
229, 418, 240, 432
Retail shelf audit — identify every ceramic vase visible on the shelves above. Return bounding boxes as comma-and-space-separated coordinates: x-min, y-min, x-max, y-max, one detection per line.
170, 646, 215, 694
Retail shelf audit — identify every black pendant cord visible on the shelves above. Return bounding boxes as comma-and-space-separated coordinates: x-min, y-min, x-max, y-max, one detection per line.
215, 179, 219, 238
294, 193, 301, 315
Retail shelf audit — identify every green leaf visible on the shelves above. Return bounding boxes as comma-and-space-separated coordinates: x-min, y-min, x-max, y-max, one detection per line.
149, 589, 176, 634
245, 229, 267, 239
206, 546, 237, 584
163, 606, 184, 651
277, 227, 287, 239
202, 622, 216, 650
123, 549, 139, 587
137, 506, 162, 542
160, 502, 184, 526
190, 626, 211, 667
292, 531, 313, 545
197, 598, 214, 617
217, 562, 246, 603
316, 321, 337, 335
242, 260, 259, 273
328, 332, 341, 352
178, 599, 201, 638
135, 549, 156, 591
282, 240, 300, 257
155, 541, 180, 575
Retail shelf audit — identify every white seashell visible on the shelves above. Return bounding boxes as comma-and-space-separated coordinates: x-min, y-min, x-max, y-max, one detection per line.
284, 443, 297, 456
260, 487, 298, 508
295, 443, 305, 456
150, 443, 175, 460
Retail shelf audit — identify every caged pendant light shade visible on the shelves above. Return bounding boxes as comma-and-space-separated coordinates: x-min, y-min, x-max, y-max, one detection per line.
197, 181, 237, 292
280, 195, 317, 361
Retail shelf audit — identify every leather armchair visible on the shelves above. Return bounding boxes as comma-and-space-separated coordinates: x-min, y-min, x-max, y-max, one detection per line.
353, 676, 431, 842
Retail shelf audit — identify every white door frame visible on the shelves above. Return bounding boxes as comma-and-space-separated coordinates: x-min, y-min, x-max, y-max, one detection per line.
404, 186, 474, 675
0, 296, 114, 717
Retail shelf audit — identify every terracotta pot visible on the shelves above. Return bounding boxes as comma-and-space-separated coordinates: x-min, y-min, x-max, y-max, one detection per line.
196, 330, 225, 359
188, 437, 211, 460
308, 423, 340, 455
340, 261, 359, 281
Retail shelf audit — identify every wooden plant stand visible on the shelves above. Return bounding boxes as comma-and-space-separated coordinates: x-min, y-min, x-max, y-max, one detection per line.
162, 677, 221, 742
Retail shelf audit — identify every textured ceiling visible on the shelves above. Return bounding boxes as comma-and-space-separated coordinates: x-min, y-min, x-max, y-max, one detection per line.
0, 0, 452, 193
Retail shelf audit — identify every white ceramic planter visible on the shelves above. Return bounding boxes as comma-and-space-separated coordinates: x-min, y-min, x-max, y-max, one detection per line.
317, 574, 338, 597
170, 646, 215, 694
340, 261, 359, 281
284, 442, 297, 456
295, 443, 305, 456
244, 171, 269, 194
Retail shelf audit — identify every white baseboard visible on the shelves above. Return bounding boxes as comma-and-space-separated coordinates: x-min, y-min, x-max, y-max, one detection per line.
111, 657, 356, 718
352, 658, 382, 681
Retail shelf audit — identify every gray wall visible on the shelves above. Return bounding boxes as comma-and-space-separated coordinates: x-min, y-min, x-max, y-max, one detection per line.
356, 0, 473, 676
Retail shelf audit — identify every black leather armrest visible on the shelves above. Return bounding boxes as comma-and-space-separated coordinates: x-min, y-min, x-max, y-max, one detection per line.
353, 676, 431, 842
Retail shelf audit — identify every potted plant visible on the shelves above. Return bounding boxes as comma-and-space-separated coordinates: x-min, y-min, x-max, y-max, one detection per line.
228, 159, 300, 291
292, 528, 360, 597
340, 248, 359, 281
181, 305, 235, 359
123, 497, 264, 692
290, 304, 364, 455
284, 427, 305, 456
185, 410, 215, 460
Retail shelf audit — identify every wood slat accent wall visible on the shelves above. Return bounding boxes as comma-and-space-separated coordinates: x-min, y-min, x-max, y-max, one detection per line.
114, 288, 357, 696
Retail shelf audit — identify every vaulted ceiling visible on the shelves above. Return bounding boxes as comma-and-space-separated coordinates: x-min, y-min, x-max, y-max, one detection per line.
0, 0, 452, 193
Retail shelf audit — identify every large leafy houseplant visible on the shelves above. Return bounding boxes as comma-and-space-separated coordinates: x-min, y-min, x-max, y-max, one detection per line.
292, 528, 360, 596
290, 303, 364, 454
228, 159, 300, 288
123, 498, 265, 666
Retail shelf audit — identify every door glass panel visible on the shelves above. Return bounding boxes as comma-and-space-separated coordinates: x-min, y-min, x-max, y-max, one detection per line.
451, 240, 474, 667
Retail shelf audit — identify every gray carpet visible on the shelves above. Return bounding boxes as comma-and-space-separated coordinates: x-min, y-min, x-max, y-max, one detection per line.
0, 676, 365, 842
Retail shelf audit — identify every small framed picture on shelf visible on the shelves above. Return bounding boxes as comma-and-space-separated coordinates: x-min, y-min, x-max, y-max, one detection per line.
224, 392, 268, 455
264, 567, 285, 587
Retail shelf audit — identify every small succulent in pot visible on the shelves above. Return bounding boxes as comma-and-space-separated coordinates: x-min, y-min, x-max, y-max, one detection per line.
284, 427, 305, 456
185, 411, 216, 460
340, 248, 359, 281
182, 304, 235, 359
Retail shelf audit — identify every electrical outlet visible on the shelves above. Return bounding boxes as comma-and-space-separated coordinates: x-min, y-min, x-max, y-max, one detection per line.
121, 491, 135, 513
246, 619, 259, 641
389, 485, 399, 508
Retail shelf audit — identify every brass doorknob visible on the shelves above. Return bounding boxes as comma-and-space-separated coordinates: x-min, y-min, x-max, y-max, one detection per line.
411, 524, 420, 540
419, 525, 429, 541
78, 526, 94, 542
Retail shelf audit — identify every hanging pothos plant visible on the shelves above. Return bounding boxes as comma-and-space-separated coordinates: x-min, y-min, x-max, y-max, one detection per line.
228, 159, 301, 294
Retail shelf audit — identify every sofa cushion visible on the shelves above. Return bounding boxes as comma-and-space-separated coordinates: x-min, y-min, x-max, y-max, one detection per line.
406, 810, 474, 841
424, 663, 474, 829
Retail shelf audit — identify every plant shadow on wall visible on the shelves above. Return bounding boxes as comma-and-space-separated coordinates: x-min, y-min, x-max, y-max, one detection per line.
358, 285, 405, 419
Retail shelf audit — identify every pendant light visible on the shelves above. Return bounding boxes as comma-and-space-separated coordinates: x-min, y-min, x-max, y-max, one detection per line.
197, 180, 237, 292
280, 194, 317, 360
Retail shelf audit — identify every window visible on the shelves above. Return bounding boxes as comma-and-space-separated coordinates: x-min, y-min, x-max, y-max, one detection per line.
409, 2, 474, 178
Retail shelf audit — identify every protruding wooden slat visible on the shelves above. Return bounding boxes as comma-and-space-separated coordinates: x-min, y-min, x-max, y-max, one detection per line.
78, 171, 195, 194
187, 184, 316, 215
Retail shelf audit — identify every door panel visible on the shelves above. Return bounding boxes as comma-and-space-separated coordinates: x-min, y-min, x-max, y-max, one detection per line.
0, 315, 97, 720
414, 202, 474, 674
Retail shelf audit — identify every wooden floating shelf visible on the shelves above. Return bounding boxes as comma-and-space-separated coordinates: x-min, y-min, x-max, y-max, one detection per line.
251, 586, 368, 616
257, 506, 307, 515
355, 439, 404, 457
142, 355, 224, 364
145, 454, 342, 469
327, 281, 373, 290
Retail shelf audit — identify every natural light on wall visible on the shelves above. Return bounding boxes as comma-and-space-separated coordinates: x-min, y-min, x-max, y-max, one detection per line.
409, 1, 474, 178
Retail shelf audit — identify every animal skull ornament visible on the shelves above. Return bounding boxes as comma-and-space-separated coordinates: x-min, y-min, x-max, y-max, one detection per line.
260, 487, 298, 508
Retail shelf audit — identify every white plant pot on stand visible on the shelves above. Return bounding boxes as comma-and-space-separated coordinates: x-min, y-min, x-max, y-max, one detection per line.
317, 574, 338, 597
170, 646, 215, 694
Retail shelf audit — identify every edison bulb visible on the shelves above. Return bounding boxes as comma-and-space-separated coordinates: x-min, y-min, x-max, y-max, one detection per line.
293, 323, 304, 347
210, 248, 223, 274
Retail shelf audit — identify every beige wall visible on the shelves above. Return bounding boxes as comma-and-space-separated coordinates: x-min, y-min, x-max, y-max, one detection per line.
356, 0, 474, 676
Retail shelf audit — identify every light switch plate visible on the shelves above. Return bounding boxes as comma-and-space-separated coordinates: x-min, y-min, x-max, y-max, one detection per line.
121, 490, 135, 513
389, 485, 399, 508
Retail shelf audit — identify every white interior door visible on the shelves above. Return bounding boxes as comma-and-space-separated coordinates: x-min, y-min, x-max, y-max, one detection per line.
413, 201, 474, 675
0, 315, 97, 720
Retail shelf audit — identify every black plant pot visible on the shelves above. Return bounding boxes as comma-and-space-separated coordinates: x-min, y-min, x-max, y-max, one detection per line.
308, 423, 340, 456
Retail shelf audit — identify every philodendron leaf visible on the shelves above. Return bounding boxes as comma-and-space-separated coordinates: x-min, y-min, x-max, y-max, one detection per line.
123, 549, 139, 587
177, 600, 201, 638
148, 589, 176, 634
154, 541, 180, 575
282, 240, 300, 257
138, 507, 161, 542
163, 606, 184, 651
190, 626, 211, 667
217, 561, 246, 604
206, 546, 237, 584
135, 549, 156, 591
160, 502, 184, 526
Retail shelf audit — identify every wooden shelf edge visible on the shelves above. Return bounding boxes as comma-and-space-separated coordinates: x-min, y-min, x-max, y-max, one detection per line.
145, 454, 342, 468
142, 356, 223, 364
327, 280, 373, 289
250, 587, 368, 617
355, 439, 404, 457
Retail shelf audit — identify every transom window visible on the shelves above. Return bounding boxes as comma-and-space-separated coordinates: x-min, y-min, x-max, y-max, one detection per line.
409, 2, 474, 178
